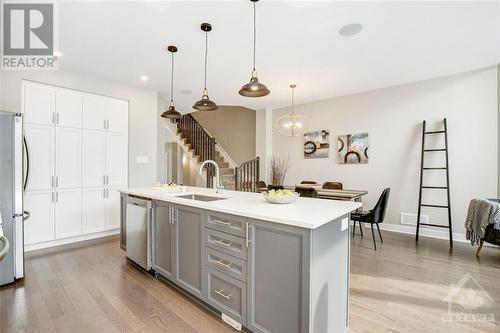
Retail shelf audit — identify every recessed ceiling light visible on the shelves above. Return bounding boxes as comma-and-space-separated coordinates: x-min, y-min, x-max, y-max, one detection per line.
339, 23, 363, 37
140, 75, 148, 82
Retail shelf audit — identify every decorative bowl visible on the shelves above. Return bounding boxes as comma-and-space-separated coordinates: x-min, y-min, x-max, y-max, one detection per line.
263, 192, 300, 204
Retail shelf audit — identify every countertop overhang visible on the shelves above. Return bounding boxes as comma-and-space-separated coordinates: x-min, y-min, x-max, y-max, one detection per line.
119, 186, 362, 229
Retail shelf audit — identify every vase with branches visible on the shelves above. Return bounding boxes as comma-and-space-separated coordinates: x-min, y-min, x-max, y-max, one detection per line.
269, 155, 290, 187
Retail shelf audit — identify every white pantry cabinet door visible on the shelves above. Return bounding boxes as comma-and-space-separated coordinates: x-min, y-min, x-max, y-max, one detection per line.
24, 124, 54, 191
55, 127, 82, 189
23, 82, 56, 126
55, 189, 82, 239
106, 132, 128, 186
106, 98, 128, 133
56, 88, 82, 128
82, 130, 106, 187
24, 190, 55, 245
105, 187, 123, 230
83, 93, 106, 130
82, 188, 106, 234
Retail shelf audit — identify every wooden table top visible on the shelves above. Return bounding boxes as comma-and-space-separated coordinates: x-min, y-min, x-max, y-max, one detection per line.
283, 184, 368, 201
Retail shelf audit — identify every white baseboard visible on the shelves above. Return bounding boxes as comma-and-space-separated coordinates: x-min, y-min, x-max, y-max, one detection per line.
25, 229, 120, 252
351, 221, 498, 248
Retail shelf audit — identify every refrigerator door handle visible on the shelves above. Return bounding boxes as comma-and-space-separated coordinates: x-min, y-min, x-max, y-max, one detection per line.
23, 136, 30, 191
0, 226, 9, 262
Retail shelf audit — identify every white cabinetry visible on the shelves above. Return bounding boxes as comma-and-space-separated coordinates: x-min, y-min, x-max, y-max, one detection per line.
56, 88, 82, 128
82, 130, 106, 187
82, 188, 106, 234
106, 98, 129, 132
24, 124, 54, 191
24, 190, 55, 245
55, 189, 82, 239
55, 127, 82, 189
23, 81, 129, 249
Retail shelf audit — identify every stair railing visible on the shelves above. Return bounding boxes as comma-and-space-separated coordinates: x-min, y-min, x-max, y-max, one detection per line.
234, 157, 260, 192
178, 114, 216, 188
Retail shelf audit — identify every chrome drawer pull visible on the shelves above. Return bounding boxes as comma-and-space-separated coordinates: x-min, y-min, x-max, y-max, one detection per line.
213, 259, 232, 269
212, 219, 232, 226
213, 239, 232, 248
214, 289, 232, 300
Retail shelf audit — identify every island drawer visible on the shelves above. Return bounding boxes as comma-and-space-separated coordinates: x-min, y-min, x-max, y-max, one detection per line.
206, 248, 247, 283
206, 267, 246, 324
206, 229, 247, 260
206, 211, 247, 238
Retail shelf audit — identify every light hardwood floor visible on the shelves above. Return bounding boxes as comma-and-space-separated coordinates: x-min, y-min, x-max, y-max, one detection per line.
1, 230, 499, 333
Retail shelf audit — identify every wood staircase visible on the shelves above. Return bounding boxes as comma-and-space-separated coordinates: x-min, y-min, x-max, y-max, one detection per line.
176, 114, 252, 190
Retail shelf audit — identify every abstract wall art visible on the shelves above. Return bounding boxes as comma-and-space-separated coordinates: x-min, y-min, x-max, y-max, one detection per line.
304, 130, 330, 159
337, 132, 369, 164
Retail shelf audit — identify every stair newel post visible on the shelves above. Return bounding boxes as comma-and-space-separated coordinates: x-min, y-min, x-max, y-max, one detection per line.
235, 166, 239, 191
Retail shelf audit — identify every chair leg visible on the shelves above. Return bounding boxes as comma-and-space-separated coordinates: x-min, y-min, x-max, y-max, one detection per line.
352, 221, 356, 238
376, 223, 383, 242
371, 224, 377, 250
359, 222, 364, 237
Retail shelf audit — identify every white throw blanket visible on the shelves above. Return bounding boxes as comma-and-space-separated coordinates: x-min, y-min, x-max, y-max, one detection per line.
465, 199, 500, 245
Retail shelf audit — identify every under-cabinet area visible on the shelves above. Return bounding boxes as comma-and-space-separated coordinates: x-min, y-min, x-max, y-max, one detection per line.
120, 188, 357, 333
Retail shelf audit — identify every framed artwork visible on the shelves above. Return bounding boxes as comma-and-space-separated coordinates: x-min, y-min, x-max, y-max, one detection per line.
304, 130, 329, 159
337, 132, 369, 164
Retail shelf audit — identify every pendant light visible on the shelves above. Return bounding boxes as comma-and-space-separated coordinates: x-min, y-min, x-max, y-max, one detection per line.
275, 84, 308, 137
193, 23, 218, 111
161, 45, 182, 120
239, 0, 270, 97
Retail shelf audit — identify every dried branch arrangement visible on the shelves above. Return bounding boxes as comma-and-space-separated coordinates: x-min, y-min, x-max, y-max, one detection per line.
269, 155, 290, 186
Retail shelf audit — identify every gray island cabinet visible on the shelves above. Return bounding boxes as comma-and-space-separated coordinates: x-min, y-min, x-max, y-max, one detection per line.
120, 187, 359, 333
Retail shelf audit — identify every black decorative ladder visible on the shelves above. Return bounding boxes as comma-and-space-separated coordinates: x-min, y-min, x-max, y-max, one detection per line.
416, 118, 453, 247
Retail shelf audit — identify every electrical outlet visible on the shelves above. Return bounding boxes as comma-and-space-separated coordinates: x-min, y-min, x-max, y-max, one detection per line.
222, 313, 242, 331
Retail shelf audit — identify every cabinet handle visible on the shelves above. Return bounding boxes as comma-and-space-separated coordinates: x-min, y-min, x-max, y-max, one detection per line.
56, 113, 60, 124
51, 176, 55, 188
213, 289, 232, 300
52, 191, 55, 203
103, 175, 106, 185
106, 188, 109, 198
104, 119, 107, 130
245, 222, 251, 248
213, 259, 232, 270
52, 113, 56, 124
103, 189, 106, 198
55, 176, 59, 188
55, 191, 58, 202
105, 175, 109, 185
212, 239, 232, 248
212, 219, 231, 227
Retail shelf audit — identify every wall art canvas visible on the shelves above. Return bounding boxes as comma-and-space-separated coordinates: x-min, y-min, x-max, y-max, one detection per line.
304, 130, 330, 159
337, 132, 369, 164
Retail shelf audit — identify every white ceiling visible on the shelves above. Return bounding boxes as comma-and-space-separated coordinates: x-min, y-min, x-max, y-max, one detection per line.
58, 1, 500, 112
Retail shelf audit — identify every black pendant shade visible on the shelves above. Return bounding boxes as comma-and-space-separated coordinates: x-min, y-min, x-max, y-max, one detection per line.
193, 23, 218, 111
239, 0, 269, 97
161, 45, 181, 120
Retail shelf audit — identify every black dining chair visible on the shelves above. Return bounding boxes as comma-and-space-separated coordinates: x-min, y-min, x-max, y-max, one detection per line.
300, 181, 317, 185
267, 184, 284, 191
295, 186, 319, 198
351, 188, 390, 250
322, 182, 343, 190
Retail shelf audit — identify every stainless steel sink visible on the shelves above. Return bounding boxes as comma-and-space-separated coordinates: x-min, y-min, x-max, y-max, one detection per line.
176, 194, 227, 202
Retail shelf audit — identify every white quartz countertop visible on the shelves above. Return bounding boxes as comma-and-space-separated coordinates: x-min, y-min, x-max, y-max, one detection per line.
119, 186, 361, 229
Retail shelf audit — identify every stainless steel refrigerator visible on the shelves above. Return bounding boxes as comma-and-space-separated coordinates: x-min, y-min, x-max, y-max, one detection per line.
0, 111, 29, 286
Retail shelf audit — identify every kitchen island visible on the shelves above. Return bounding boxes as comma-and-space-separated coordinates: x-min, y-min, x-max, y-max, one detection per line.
119, 186, 361, 333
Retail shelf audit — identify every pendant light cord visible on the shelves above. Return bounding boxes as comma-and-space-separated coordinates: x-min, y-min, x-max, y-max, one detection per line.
170, 51, 174, 102
253, 1, 256, 71
204, 31, 208, 90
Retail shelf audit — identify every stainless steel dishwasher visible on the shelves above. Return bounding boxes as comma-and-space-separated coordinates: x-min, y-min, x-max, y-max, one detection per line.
125, 196, 152, 270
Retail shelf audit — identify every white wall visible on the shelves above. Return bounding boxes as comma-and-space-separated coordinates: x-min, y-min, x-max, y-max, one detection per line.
272, 67, 498, 236
255, 108, 273, 183
1, 70, 159, 187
